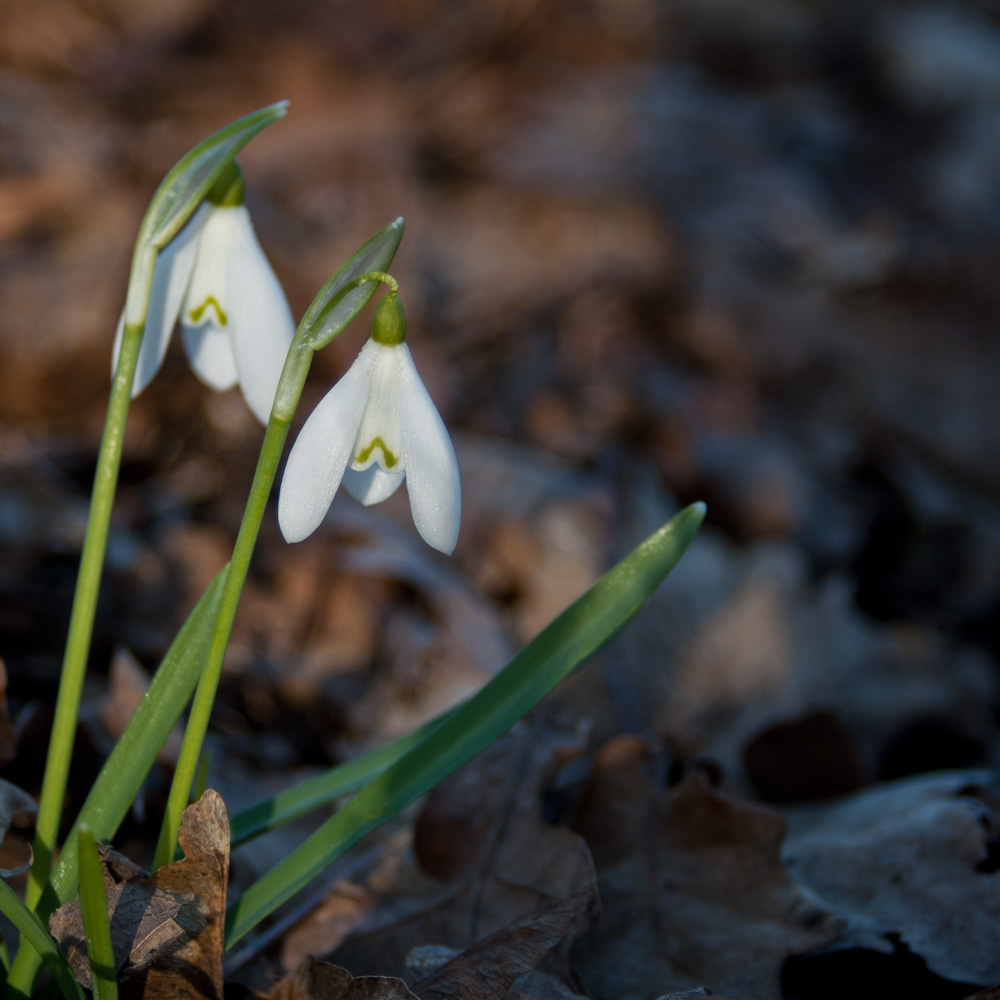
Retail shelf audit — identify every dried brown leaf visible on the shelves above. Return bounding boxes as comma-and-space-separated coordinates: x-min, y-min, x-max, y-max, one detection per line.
284, 725, 597, 987
267, 959, 418, 1000
570, 737, 842, 1000
500, 970, 588, 1000
50, 790, 229, 999
783, 770, 1000, 985
413, 896, 595, 1000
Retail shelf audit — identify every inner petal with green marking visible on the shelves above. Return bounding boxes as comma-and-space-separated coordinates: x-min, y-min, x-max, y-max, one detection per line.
350, 344, 404, 473
354, 436, 398, 469
188, 295, 228, 326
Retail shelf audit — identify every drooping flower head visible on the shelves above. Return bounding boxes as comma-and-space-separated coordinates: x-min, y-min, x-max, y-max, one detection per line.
278, 291, 461, 554
112, 162, 294, 424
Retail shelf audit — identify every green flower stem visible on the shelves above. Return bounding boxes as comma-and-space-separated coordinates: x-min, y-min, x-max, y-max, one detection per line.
153, 343, 313, 870
154, 224, 404, 868
24, 321, 144, 914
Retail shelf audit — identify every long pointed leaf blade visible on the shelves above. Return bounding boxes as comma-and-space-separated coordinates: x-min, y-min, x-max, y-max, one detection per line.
48, 567, 229, 911
0, 879, 84, 1000
229, 710, 453, 846
77, 828, 118, 1000
225, 503, 705, 947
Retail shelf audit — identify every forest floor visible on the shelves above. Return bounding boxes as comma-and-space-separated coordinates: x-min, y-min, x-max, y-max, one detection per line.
2, 1, 1000, 998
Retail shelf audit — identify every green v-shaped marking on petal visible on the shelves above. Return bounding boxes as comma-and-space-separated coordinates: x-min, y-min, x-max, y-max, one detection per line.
188, 296, 228, 326
355, 436, 399, 468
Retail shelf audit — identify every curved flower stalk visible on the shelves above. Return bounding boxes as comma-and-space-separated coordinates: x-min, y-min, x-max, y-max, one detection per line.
279, 289, 461, 554
111, 163, 294, 424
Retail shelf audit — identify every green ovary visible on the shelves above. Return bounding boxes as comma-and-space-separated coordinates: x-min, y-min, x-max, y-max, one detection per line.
188, 295, 228, 326
354, 436, 398, 469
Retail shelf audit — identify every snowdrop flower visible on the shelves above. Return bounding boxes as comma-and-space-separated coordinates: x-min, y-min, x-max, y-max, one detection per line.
278, 292, 461, 554
112, 163, 294, 424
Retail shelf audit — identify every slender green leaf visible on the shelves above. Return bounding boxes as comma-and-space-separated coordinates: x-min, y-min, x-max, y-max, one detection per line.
49, 567, 228, 906
302, 218, 405, 350
225, 503, 705, 947
124, 101, 288, 325
229, 710, 453, 846
0, 879, 84, 1000
77, 828, 117, 1000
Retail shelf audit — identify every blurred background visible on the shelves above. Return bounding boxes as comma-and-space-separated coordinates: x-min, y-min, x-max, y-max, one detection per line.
1, 0, 1000, 992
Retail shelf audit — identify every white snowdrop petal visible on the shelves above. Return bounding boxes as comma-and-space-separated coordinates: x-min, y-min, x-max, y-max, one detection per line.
182, 323, 238, 390
112, 204, 207, 395
350, 344, 403, 472
396, 345, 461, 554
278, 342, 379, 543
221, 206, 296, 424
180, 207, 233, 332
343, 466, 406, 506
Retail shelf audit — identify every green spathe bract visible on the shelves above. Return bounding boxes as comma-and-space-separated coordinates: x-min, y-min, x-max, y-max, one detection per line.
271, 225, 406, 422
124, 101, 288, 327
224, 503, 705, 947
301, 220, 405, 353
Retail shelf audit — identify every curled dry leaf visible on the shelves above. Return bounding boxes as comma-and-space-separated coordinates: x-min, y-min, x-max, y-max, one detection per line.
50, 789, 229, 999
570, 736, 843, 1000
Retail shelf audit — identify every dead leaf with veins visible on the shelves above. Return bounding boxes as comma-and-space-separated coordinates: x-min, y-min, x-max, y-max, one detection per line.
284, 724, 598, 993
412, 895, 596, 1000
569, 736, 843, 1000
50, 789, 229, 1000
266, 959, 419, 1000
